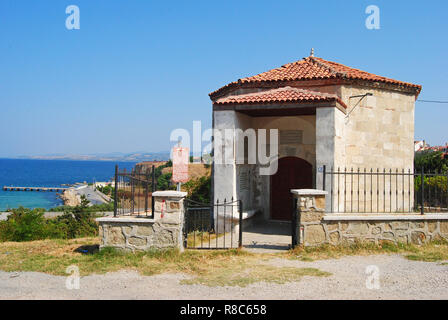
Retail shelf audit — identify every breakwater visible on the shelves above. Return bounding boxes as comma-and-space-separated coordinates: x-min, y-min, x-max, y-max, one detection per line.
2, 186, 68, 192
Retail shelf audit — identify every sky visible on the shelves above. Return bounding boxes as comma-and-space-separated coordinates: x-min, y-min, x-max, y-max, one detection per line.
0, 0, 447, 157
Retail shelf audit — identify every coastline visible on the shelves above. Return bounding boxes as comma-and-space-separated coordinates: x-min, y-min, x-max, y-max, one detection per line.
59, 188, 81, 206
0, 159, 135, 211
59, 185, 111, 207
1, 185, 114, 221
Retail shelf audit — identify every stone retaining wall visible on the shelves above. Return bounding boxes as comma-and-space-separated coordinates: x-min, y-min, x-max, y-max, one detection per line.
292, 189, 448, 246
96, 191, 186, 252
312, 217, 448, 246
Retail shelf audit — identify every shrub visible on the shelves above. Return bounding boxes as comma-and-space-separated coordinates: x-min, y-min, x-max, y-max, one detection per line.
183, 176, 211, 203
415, 151, 448, 173
0, 206, 98, 242
157, 172, 174, 190
414, 174, 448, 208
97, 185, 113, 196
0, 207, 47, 242
49, 201, 114, 213
51, 212, 98, 239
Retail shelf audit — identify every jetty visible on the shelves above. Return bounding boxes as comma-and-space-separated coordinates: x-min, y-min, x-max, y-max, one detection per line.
2, 186, 68, 192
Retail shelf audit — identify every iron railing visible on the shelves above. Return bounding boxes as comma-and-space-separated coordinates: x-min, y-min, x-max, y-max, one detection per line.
113, 165, 156, 218
321, 166, 448, 214
184, 198, 243, 249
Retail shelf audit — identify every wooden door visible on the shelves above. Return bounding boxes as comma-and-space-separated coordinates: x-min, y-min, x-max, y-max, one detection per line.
270, 157, 313, 220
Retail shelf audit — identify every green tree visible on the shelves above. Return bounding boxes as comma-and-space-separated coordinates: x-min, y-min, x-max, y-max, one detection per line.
183, 176, 211, 203
80, 195, 90, 209
415, 151, 448, 173
157, 173, 174, 190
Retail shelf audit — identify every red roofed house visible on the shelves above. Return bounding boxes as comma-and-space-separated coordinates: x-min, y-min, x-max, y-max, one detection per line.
210, 52, 421, 221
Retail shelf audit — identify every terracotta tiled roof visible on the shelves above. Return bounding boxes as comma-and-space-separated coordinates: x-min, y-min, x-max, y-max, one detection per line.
214, 87, 347, 108
210, 56, 422, 99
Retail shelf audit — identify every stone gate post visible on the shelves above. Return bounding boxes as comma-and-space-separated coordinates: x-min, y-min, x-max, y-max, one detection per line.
97, 191, 187, 252
291, 189, 328, 247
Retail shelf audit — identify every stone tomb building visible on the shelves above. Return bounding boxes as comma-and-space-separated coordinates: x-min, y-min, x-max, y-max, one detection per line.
210, 54, 421, 220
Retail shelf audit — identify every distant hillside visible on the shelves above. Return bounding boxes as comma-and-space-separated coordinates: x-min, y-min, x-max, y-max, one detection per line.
135, 161, 169, 173
16, 152, 171, 162
134, 161, 211, 180
162, 163, 211, 180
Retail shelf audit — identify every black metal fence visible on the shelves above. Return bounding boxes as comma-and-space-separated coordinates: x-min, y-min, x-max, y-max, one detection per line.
184, 198, 243, 249
113, 165, 156, 218
321, 166, 448, 214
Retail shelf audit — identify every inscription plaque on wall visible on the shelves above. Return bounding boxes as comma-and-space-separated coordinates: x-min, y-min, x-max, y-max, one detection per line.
280, 130, 303, 145
239, 171, 249, 192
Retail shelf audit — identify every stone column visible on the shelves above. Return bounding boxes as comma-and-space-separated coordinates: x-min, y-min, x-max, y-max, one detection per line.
97, 191, 187, 252
316, 108, 336, 191
151, 191, 187, 251
213, 110, 237, 205
291, 189, 328, 247
315, 107, 345, 212
213, 110, 238, 234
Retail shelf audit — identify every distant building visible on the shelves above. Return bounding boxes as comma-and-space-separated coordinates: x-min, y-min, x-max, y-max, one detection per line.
415, 141, 448, 154
94, 182, 115, 188
414, 140, 427, 152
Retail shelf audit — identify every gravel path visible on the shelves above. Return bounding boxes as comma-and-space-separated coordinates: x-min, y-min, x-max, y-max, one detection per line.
1, 254, 447, 300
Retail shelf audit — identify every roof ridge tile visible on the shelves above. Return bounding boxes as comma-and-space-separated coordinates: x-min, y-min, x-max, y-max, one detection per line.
308, 56, 348, 78
210, 56, 421, 100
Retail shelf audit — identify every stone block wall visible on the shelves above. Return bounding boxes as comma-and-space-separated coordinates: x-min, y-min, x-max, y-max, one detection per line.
338, 85, 415, 171
293, 189, 448, 246
319, 218, 448, 246
291, 189, 327, 246
96, 191, 186, 252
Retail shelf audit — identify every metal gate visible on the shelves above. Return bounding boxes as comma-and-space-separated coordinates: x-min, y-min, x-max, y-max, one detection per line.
291, 196, 300, 249
184, 198, 243, 249
113, 165, 156, 218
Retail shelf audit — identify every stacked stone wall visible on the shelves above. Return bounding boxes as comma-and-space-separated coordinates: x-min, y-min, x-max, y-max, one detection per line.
293, 190, 448, 247
97, 191, 186, 252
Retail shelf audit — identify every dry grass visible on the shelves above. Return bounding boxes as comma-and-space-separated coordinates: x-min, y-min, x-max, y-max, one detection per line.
163, 163, 211, 180
285, 240, 448, 263
1, 238, 447, 287
0, 237, 331, 287
186, 231, 228, 248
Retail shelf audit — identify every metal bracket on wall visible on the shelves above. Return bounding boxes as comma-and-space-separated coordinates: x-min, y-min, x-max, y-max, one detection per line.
345, 93, 373, 120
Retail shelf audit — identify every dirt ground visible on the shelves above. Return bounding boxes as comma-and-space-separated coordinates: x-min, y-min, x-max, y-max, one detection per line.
1, 254, 448, 300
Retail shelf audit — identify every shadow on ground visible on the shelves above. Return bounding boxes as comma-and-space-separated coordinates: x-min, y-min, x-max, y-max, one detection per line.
243, 217, 291, 252
74, 244, 99, 255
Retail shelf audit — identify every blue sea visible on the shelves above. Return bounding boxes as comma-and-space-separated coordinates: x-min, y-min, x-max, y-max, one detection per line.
0, 159, 137, 211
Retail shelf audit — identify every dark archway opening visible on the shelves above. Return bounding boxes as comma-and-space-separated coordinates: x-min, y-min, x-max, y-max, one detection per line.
270, 157, 313, 221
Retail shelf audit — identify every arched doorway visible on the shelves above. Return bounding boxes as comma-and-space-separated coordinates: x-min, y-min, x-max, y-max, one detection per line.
270, 157, 313, 221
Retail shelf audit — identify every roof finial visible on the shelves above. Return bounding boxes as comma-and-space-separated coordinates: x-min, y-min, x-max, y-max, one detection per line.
310, 48, 314, 57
